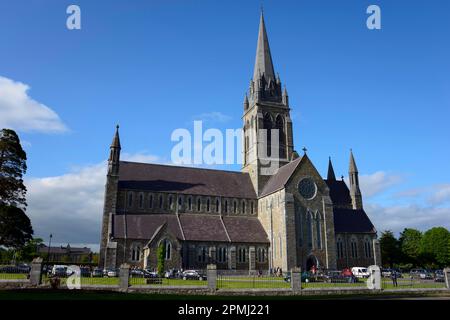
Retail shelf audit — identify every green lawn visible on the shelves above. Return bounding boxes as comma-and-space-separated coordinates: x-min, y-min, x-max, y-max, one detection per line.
0, 273, 28, 280
217, 276, 290, 289
41, 276, 120, 286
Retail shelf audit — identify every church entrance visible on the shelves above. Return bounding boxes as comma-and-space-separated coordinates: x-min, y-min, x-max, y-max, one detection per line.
306, 255, 318, 272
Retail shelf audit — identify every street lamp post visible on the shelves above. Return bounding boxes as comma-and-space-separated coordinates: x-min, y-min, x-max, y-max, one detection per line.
47, 234, 53, 262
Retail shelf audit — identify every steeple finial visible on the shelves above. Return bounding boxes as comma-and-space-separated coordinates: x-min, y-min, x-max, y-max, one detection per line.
327, 156, 336, 181
253, 11, 275, 83
111, 124, 121, 149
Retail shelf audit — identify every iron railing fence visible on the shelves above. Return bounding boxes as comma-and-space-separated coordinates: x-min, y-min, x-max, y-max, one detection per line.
216, 270, 290, 289
0, 264, 31, 280
381, 273, 446, 289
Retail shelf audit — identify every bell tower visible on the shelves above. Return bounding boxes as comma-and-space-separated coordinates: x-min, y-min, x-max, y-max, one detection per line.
242, 12, 295, 195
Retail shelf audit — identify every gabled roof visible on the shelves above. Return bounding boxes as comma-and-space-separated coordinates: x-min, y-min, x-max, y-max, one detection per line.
118, 161, 257, 199
260, 156, 303, 197
112, 213, 269, 244
333, 208, 376, 234
325, 179, 352, 208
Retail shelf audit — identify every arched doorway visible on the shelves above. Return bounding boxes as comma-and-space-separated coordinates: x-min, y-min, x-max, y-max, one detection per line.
306, 255, 319, 272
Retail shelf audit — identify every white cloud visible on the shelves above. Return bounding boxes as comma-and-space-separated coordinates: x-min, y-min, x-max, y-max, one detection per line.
192, 111, 232, 123
427, 184, 450, 205
25, 152, 161, 249
365, 203, 450, 235
0, 76, 67, 133
345, 171, 403, 198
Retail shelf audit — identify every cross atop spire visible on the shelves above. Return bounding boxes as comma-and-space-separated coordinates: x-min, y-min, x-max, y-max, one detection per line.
327, 157, 336, 181
253, 11, 276, 83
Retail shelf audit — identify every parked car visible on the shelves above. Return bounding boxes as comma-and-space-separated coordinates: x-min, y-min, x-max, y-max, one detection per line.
434, 270, 445, 282
351, 267, 370, 278
165, 269, 181, 279
324, 270, 348, 283
410, 269, 433, 280
381, 268, 392, 278
92, 268, 103, 277
105, 268, 119, 277
143, 269, 159, 278
80, 267, 91, 277
180, 270, 205, 280
51, 265, 67, 277
130, 269, 145, 278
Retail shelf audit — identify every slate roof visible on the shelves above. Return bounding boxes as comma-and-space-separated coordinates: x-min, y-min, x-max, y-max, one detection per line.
118, 161, 257, 199
112, 213, 269, 244
37, 245, 91, 255
260, 157, 302, 197
325, 179, 352, 208
333, 208, 376, 234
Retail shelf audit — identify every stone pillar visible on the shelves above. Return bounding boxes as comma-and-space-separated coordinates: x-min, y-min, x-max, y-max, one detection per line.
249, 246, 256, 272
119, 263, 130, 291
367, 265, 381, 290
444, 268, 450, 289
372, 239, 382, 267
229, 246, 236, 270
207, 264, 217, 291
209, 246, 216, 265
291, 267, 302, 292
30, 257, 43, 286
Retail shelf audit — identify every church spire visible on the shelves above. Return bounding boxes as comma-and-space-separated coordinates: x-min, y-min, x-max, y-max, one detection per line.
108, 125, 121, 176
253, 12, 275, 83
348, 149, 363, 209
327, 157, 336, 181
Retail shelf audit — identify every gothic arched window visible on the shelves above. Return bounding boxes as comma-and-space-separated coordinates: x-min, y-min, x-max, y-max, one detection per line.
263, 113, 273, 157
306, 211, 313, 249
316, 212, 322, 249
275, 115, 286, 159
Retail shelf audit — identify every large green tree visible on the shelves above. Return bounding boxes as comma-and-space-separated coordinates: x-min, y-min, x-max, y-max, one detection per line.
0, 129, 27, 208
421, 227, 450, 268
379, 230, 401, 268
0, 205, 33, 249
399, 228, 422, 266
157, 242, 166, 277
15, 237, 43, 261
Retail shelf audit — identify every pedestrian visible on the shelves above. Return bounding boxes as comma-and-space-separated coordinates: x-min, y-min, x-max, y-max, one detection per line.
391, 271, 398, 287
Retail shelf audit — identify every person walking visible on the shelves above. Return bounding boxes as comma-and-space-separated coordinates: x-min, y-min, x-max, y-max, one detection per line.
391, 270, 398, 287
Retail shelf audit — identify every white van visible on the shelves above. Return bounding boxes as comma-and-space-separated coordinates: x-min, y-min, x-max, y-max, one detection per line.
351, 267, 369, 278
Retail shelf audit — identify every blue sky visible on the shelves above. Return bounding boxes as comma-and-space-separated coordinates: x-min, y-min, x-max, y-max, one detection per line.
1, 0, 449, 249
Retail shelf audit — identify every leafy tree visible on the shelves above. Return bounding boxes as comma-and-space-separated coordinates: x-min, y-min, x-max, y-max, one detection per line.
91, 253, 99, 265
399, 228, 422, 266
0, 205, 33, 249
157, 242, 165, 277
15, 237, 43, 262
379, 230, 401, 268
421, 227, 450, 268
0, 129, 27, 208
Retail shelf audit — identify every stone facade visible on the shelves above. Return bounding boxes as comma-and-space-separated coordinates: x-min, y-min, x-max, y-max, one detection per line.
99, 12, 381, 273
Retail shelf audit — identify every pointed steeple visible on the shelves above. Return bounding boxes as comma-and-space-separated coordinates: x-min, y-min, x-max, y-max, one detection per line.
349, 149, 358, 173
348, 149, 363, 210
253, 12, 275, 83
327, 157, 336, 181
243, 94, 249, 110
108, 125, 121, 176
111, 125, 121, 149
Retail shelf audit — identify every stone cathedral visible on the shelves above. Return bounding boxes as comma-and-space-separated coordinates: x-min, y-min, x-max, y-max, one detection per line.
99, 13, 381, 272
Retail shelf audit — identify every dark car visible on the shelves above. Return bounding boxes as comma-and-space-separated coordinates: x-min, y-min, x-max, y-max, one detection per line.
92, 268, 103, 277
181, 270, 205, 280
143, 269, 159, 278
324, 270, 348, 283
80, 267, 91, 277
130, 269, 145, 278
165, 269, 181, 279
434, 270, 445, 282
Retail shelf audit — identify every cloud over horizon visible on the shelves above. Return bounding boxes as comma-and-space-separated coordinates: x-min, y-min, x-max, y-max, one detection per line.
0, 76, 67, 133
